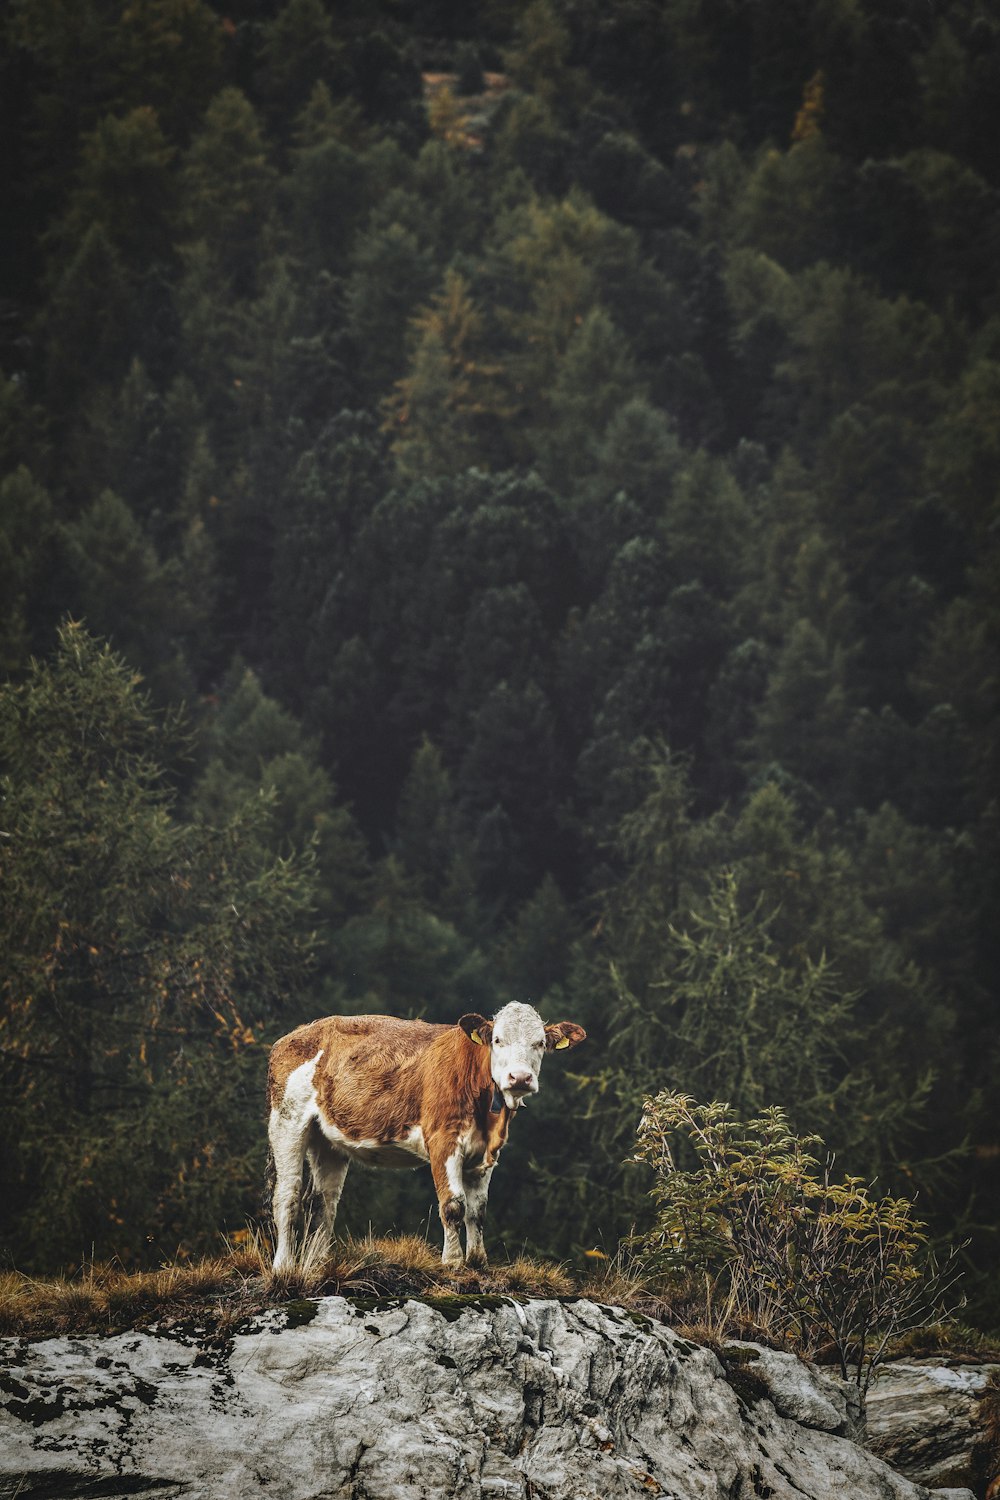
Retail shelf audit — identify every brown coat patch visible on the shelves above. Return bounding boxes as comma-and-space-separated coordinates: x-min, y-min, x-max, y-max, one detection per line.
267, 1014, 513, 1163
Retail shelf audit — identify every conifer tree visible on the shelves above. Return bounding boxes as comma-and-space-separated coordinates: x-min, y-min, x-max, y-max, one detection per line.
386, 269, 508, 477
0, 468, 63, 673
41, 224, 138, 404
395, 737, 461, 901
285, 84, 373, 273
61, 489, 199, 703
344, 222, 438, 396
180, 87, 277, 295
537, 306, 645, 488
113, 0, 223, 143
51, 106, 177, 275
256, 0, 344, 135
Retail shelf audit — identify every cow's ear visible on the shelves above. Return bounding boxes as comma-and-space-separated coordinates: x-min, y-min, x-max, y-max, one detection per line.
544, 1021, 587, 1052
459, 1013, 493, 1046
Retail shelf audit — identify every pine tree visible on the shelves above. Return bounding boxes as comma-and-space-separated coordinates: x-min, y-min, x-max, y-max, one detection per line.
395, 737, 461, 901
189, 663, 370, 934
256, 0, 344, 135
285, 85, 373, 273
41, 223, 139, 405
268, 409, 390, 707
537, 306, 645, 488
344, 222, 438, 396
113, 0, 223, 143
61, 489, 197, 704
0, 468, 64, 673
180, 87, 277, 295
50, 106, 177, 275
386, 269, 509, 477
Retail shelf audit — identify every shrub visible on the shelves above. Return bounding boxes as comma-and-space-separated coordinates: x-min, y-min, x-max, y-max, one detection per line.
631, 1091, 962, 1393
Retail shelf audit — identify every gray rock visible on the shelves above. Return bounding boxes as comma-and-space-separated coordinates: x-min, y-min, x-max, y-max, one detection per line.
0, 1297, 944, 1500
865, 1360, 1000, 1491
719, 1337, 863, 1436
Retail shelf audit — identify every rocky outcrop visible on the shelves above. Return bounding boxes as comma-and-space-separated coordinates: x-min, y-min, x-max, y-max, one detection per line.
0, 1296, 976, 1500
866, 1360, 1000, 1492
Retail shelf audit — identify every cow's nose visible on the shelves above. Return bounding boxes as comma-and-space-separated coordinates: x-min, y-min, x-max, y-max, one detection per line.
506, 1070, 534, 1093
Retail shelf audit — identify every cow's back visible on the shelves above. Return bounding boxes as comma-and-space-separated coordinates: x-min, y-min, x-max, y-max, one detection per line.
267, 1014, 448, 1138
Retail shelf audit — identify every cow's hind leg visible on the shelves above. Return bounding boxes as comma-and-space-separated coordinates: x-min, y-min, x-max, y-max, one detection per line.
306, 1139, 349, 1256
463, 1165, 494, 1269
269, 1107, 309, 1275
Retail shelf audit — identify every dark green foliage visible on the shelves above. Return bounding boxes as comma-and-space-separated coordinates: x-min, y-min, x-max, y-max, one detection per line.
345, 222, 438, 395
180, 87, 277, 296
0, 626, 318, 1266
256, 0, 345, 136
0, 469, 66, 673
0, 0, 997, 1321
41, 224, 140, 405
454, 42, 485, 97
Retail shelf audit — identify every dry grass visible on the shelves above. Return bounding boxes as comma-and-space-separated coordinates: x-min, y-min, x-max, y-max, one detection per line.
0, 1249, 268, 1341
883, 1320, 1000, 1362
0, 1227, 606, 1340
6, 1233, 991, 1357
578, 1244, 662, 1311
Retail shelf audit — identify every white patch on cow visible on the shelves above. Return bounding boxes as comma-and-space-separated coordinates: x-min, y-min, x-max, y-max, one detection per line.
279, 1050, 323, 1121
456, 1123, 484, 1161
445, 1145, 465, 1200
438, 1144, 467, 1268
489, 1001, 547, 1109
315, 1116, 427, 1169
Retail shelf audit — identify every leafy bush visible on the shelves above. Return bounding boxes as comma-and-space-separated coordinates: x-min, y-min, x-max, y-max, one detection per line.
632, 1091, 962, 1392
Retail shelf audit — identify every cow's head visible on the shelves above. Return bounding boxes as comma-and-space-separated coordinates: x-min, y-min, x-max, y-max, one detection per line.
459, 1002, 586, 1109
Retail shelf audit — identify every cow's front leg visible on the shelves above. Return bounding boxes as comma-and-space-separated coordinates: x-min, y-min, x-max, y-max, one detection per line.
430, 1145, 466, 1267
463, 1164, 494, 1269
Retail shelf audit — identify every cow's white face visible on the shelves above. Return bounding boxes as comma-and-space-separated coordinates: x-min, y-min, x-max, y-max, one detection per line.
489, 1001, 547, 1109
459, 1004, 587, 1110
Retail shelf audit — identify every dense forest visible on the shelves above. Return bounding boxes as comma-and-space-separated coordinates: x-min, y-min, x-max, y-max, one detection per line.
1, 0, 997, 1322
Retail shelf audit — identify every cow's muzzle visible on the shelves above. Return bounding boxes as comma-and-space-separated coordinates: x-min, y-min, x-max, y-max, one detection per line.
501, 1072, 537, 1109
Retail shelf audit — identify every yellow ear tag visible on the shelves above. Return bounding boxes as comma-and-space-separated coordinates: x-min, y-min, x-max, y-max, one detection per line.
470, 1028, 484, 1045
555, 1036, 570, 1049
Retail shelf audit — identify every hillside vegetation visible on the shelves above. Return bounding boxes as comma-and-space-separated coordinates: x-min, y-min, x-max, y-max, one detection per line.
0, 0, 997, 1323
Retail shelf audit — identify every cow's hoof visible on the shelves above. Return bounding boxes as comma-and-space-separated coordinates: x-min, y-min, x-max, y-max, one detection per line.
465, 1250, 488, 1269
442, 1253, 465, 1269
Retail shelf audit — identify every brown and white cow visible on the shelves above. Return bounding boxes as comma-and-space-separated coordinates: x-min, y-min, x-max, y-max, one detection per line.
266, 1001, 586, 1271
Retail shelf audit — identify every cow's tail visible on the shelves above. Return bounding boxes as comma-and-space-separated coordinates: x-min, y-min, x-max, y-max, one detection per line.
259, 1058, 278, 1258
261, 1139, 276, 1239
